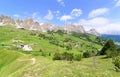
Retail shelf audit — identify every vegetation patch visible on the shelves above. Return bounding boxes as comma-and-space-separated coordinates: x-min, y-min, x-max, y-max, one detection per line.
53, 52, 82, 61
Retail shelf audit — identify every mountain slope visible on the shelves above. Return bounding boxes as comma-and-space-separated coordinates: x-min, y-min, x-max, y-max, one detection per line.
1, 25, 120, 77
0, 25, 102, 53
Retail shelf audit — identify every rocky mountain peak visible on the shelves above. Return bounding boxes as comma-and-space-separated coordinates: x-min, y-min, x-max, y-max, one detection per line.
24, 18, 32, 22
87, 28, 100, 36
40, 22, 53, 32
0, 15, 15, 26
63, 24, 85, 33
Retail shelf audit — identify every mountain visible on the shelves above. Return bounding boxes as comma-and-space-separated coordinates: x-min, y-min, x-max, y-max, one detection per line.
86, 29, 100, 36
101, 34, 120, 42
15, 18, 40, 30
62, 24, 85, 33
0, 14, 99, 35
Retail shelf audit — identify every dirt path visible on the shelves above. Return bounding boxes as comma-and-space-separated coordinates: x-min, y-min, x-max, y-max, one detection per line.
30, 58, 36, 64
18, 58, 36, 65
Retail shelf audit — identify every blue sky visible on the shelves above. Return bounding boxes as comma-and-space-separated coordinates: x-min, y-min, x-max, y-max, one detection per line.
0, 0, 120, 34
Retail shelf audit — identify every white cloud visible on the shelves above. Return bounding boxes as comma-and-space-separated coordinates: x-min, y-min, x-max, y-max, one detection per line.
54, 10, 60, 16
115, 0, 120, 7
79, 17, 109, 27
71, 8, 82, 17
57, 0, 65, 7
31, 12, 41, 23
13, 14, 20, 18
56, 10, 60, 14
95, 23, 120, 34
59, 9, 82, 21
88, 8, 109, 18
60, 15, 72, 21
32, 12, 38, 18
78, 17, 109, 33
45, 10, 54, 20
76, 17, 120, 34
106, 23, 120, 33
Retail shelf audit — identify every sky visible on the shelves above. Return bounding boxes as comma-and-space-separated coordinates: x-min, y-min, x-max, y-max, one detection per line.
0, 0, 120, 34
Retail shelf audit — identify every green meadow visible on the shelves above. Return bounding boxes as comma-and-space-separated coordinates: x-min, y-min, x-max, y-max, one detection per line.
0, 25, 120, 77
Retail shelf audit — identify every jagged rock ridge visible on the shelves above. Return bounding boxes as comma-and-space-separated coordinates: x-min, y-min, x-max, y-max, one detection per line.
0, 15, 99, 35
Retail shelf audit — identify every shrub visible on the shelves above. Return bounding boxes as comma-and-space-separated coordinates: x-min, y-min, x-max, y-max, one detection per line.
1, 43, 4, 46
106, 50, 117, 58
30, 32, 36, 36
20, 28, 25, 30
74, 54, 82, 61
41, 52, 46, 56
59, 43, 64, 48
56, 30, 64, 36
32, 51, 41, 56
53, 52, 74, 61
48, 53, 51, 56
66, 44, 72, 50
61, 52, 73, 61
83, 51, 92, 58
47, 30, 54, 34
117, 49, 120, 56
49, 39, 59, 46
39, 49, 43, 52
53, 53, 61, 60
100, 39, 116, 56
113, 56, 120, 72
64, 38, 72, 42
53, 52, 83, 61
39, 33, 46, 39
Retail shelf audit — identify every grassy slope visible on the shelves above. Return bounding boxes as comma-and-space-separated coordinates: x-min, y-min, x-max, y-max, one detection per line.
0, 25, 120, 77
0, 25, 101, 55
0, 50, 120, 77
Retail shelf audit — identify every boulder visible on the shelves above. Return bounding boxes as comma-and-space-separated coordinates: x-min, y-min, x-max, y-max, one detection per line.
22, 45, 33, 51
17, 44, 33, 51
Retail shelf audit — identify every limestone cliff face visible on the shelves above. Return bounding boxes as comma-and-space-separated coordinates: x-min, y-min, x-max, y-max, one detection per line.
0, 15, 15, 26
40, 22, 53, 32
63, 24, 85, 33
15, 18, 40, 31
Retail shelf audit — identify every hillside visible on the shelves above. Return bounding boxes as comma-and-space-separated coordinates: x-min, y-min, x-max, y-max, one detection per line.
0, 25, 120, 77
0, 25, 102, 54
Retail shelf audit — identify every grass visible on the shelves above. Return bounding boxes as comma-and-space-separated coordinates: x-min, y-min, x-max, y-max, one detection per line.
0, 25, 119, 77
0, 50, 120, 77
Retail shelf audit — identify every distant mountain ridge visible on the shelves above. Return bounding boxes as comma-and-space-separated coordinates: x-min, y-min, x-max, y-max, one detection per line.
0, 14, 99, 36
101, 34, 120, 42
